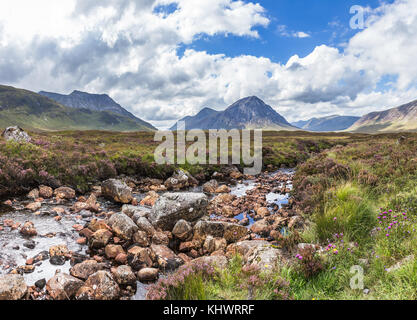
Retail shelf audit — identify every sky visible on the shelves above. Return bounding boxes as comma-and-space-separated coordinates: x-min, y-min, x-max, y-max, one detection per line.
0, 0, 416, 129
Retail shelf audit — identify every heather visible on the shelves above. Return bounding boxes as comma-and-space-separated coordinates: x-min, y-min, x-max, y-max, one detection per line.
0, 129, 355, 197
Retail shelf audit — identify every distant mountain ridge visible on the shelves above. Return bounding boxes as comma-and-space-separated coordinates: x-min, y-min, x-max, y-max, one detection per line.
39, 90, 155, 130
0, 85, 155, 132
170, 96, 297, 131
348, 99, 417, 133
292, 115, 360, 132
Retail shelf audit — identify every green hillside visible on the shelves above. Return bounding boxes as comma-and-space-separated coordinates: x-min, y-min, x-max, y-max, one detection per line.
0, 85, 155, 132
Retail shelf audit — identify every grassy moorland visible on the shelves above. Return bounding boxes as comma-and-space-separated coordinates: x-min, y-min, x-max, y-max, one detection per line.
146, 132, 417, 300
0, 129, 362, 196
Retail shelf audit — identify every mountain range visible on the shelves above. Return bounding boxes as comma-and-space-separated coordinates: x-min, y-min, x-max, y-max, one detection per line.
170, 96, 297, 131
0, 85, 155, 132
348, 99, 417, 133
292, 115, 360, 132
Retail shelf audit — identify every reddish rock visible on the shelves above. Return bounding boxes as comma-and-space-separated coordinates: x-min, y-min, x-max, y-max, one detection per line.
140, 191, 159, 207
115, 253, 128, 264
25, 202, 41, 212
137, 268, 159, 282
39, 185, 53, 198
76, 271, 120, 300
112, 265, 136, 286
76, 237, 87, 245
105, 244, 125, 259
133, 231, 149, 247
70, 260, 106, 280
19, 221, 37, 237
90, 229, 112, 249
127, 246, 154, 271
46, 273, 84, 300
54, 187, 76, 200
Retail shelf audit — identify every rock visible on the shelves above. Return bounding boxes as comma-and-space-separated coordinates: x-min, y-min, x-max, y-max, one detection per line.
1, 126, 31, 143
386, 255, 414, 273
0, 274, 27, 300
115, 253, 128, 265
28, 189, 39, 200
164, 169, 198, 190
89, 229, 112, 249
76, 271, 120, 300
19, 221, 37, 237
50, 255, 66, 266
105, 245, 125, 259
112, 265, 136, 286
49, 244, 70, 258
137, 268, 159, 282
25, 202, 41, 212
121, 205, 149, 219
194, 220, 248, 244
229, 170, 243, 180
203, 236, 227, 254
172, 219, 193, 241
149, 193, 208, 230
39, 185, 53, 198
108, 213, 138, 240
136, 217, 156, 235
256, 207, 270, 217
227, 240, 282, 271
35, 279, 46, 290
140, 191, 159, 207
203, 180, 218, 193
23, 240, 36, 249
127, 246, 154, 271
250, 219, 271, 236
88, 219, 109, 232
132, 231, 150, 247
215, 185, 231, 193
189, 255, 228, 269
151, 244, 183, 271
152, 231, 170, 246
46, 273, 84, 300
70, 260, 106, 280
101, 179, 133, 204
54, 187, 76, 200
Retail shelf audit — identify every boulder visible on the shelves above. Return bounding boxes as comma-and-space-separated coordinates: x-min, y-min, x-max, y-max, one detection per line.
203, 236, 227, 254
140, 191, 159, 207
0, 274, 27, 300
137, 268, 159, 282
172, 219, 192, 241
112, 265, 137, 286
151, 244, 183, 271
101, 179, 132, 204
108, 213, 138, 240
215, 185, 231, 193
152, 231, 170, 246
54, 187, 76, 200
46, 273, 84, 300
164, 169, 198, 190
127, 246, 154, 271
70, 260, 106, 280
27, 189, 39, 200
132, 231, 150, 247
89, 229, 112, 249
76, 271, 120, 300
121, 205, 149, 219
105, 244, 125, 259
19, 221, 37, 237
149, 193, 208, 230
227, 240, 282, 271
193, 221, 248, 244
203, 180, 218, 193
136, 217, 156, 235
49, 244, 70, 257
250, 219, 271, 236
1, 126, 31, 143
39, 185, 53, 199
25, 202, 41, 212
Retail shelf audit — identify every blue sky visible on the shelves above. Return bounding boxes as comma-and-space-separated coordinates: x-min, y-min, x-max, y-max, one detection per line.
181, 0, 395, 64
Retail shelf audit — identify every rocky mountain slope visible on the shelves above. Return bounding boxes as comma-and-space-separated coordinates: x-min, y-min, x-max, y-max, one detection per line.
348, 99, 417, 133
292, 115, 360, 132
0, 85, 155, 132
171, 96, 297, 131
39, 90, 155, 130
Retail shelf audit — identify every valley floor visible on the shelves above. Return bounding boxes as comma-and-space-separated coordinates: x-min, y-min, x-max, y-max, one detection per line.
0, 130, 416, 300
